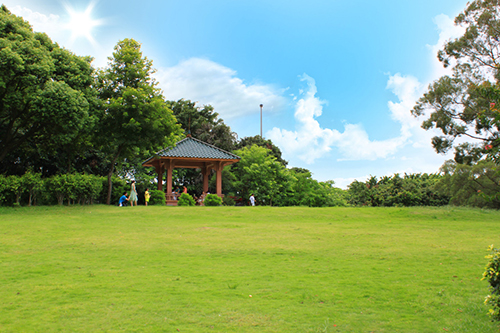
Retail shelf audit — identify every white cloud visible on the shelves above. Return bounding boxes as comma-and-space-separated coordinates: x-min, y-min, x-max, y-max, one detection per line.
427, 14, 465, 78
9, 5, 63, 40
155, 58, 287, 120
268, 74, 410, 163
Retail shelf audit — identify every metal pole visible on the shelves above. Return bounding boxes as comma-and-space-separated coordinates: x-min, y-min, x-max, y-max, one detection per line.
260, 104, 263, 138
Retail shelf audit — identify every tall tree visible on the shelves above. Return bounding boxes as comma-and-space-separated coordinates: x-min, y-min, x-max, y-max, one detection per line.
412, 0, 500, 163
0, 5, 96, 169
167, 99, 237, 151
97, 39, 181, 204
236, 135, 287, 166
232, 145, 292, 206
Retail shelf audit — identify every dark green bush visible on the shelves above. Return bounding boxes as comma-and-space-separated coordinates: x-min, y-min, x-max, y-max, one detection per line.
178, 193, 195, 206
149, 190, 165, 206
204, 194, 222, 206
222, 196, 235, 206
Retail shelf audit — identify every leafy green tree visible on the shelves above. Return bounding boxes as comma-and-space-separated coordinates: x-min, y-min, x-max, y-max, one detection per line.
412, 0, 500, 162
348, 173, 448, 207
319, 180, 349, 207
232, 145, 292, 206
0, 6, 96, 170
435, 159, 500, 208
5, 175, 22, 206
236, 135, 287, 166
97, 39, 182, 204
285, 169, 348, 207
167, 99, 237, 151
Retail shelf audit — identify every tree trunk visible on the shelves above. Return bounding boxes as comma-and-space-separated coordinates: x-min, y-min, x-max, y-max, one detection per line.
106, 146, 123, 205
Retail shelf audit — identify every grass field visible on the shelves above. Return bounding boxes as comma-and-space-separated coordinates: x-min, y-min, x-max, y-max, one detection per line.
1, 205, 499, 332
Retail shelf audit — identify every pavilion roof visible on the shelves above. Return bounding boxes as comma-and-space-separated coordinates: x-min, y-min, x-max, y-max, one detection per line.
143, 136, 240, 165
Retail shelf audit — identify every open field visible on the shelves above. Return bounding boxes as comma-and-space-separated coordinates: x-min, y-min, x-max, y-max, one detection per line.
1, 205, 499, 332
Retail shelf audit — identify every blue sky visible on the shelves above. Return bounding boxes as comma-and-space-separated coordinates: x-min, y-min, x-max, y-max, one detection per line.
4, 0, 469, 187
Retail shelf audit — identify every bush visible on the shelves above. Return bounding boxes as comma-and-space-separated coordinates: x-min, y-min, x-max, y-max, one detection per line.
204, 194, 222, 206
222, 196, 235, 206
178, 193, 195, 206
99, 176, 128, 205
149, 190, 165, 206
483, 244, 500, 321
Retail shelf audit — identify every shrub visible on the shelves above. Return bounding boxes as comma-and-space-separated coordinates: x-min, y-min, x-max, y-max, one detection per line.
0, 175, 6, 205
149, 190, 165, 206
204, 194, 222, 206
222, 196, 235, 206
178, 193, 195, 206
483, 244, 500, 321
21, 171, 42, 206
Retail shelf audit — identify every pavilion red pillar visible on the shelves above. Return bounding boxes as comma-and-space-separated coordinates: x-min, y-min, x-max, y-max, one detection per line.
166, 160, 173, 197
216, 161, 222, 197
156, 161, 164, 191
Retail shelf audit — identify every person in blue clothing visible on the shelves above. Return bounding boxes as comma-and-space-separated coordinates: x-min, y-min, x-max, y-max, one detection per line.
119, 192, 129, 206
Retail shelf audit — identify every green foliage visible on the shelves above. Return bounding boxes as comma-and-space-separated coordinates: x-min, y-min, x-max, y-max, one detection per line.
483, 244, 500, 321
99, 176, 127, 206
0, 6, 97, 172
5, 175, 22, 206
413, 0, 500, 162
0, 173, 105, 206
222, 196, 235, 206
45, 174, 103, 205
21, 170, 43, 206
204, 194, 222, 206
149, 190, 165, 206
168, 99, 237, 152
348, 173, 449, 207
236, 135, 288, 166
284, 169, 348, 207
96, 38, 182, 204
232, 145, 292, 206
436, 160, 500, 208
177, 193, 195, 206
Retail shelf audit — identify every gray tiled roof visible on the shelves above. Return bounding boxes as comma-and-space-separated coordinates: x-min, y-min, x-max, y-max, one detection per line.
153, 137, 240, 160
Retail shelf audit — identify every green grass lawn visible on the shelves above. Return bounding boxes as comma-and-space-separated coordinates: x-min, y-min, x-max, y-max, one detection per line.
1, 205, 499, 332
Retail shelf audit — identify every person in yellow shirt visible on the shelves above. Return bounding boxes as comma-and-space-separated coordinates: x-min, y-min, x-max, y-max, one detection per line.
144, 188, 150, 206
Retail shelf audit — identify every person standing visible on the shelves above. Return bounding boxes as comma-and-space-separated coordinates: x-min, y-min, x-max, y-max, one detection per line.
129, 180, 138, 206
144, 188, 150, 206
249, 194, 255, 206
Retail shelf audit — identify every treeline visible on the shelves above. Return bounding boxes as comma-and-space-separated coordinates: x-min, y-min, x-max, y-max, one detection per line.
346, 160, 500, 209
3, 160, 499, 208
347, 173, 449, 207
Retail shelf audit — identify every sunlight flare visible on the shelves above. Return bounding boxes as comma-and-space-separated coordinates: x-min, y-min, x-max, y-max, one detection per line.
64, 1, 102, 45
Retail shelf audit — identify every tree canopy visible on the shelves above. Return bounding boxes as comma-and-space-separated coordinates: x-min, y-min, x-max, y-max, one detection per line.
97, 38, 181, 204
413, 0, 500, 163
0, 5, 96, 174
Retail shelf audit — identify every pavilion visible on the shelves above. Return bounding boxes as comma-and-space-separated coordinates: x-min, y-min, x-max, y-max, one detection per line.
142, 136, 240, 205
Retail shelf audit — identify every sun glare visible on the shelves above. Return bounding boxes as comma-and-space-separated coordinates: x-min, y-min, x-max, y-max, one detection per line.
64, 2, 102, 45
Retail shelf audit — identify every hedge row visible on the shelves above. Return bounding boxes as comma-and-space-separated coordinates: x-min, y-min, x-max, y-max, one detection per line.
0, 173, 128, 206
